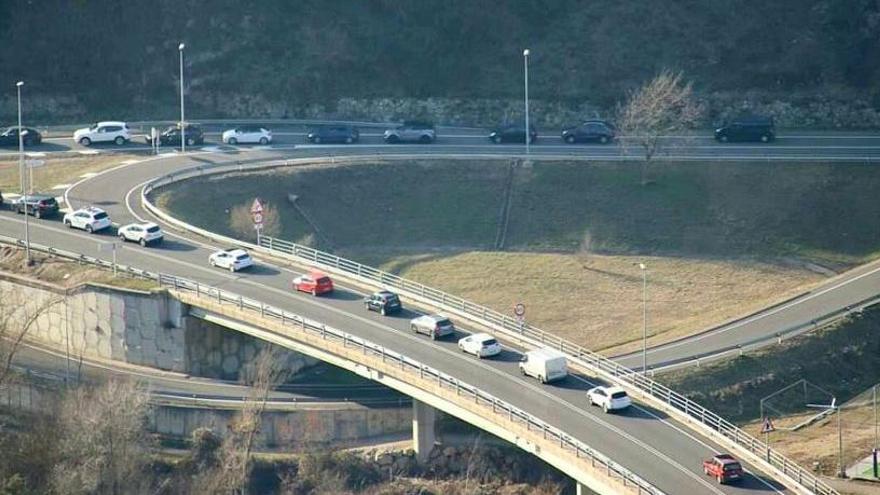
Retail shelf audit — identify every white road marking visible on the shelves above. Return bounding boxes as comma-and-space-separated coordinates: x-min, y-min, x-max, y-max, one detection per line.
50, 184, 72, 190
25, 152, 46, 157
76, 150, 100, 155
78, 172, 98, 178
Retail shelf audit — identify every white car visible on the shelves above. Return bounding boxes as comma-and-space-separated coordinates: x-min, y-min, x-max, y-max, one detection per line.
587, 386, 632, 413
73, 121, 132, 146
209, 248, 254, 272
63, 206, 112, 233
458, 333, 501, 358
118, 222, 164, 246
410, 314, 455, 340
221, 125, 272, 145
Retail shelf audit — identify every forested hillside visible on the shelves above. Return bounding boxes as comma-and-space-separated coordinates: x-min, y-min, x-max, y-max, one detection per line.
2, 0, 879, 125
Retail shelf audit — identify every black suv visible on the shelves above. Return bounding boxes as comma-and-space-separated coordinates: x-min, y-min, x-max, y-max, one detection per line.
146, 124, 204, 146
14, 194, 59, 218
489, 124, 537, 144
714, 116, 775, 143
0, 127, 42, 147
307, 126, 359, 144
364, 290, 403, 316
561, 120, 615, 144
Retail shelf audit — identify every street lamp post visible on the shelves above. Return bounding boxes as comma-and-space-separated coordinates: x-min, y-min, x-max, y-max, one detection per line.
523, 49, 530, 155
639, 263, 648, 374
16, 81, 32, 266
178, 42, 186, 153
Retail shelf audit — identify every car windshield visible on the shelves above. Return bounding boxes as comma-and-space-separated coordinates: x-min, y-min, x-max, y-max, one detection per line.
482, 339, 498, 346
722, 463, 742, 472
93, 212, 108, 220
436, 319, 452, 327
89, 123, 99, 130
236, 254, 251, 261
39, 198, 57, 206
316, 277, 331, 284
386, 295, 400, 304
146, 226, 160, 233
610, 391, 628, 399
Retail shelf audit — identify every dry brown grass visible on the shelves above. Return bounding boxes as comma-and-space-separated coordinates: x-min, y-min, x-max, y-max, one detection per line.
367, 251, 823, 354
741, 386, 880, 478
0, 153, 142, 192
0, 246, 157, 291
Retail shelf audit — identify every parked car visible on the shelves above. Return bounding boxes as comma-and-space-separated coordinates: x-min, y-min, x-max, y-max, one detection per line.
364, 290, 402, 315
457, 333, 501, 358
292, 270, 334, 296
519, 349, 568, 383
63, 206, 111, 233
383, 121, 436, 144
118, 222, 164, 246
561, 120, 615, 144
410, 314, 455, 339
714, 116, 775, 143
307, 126, 359, 144
73, 121, 132, 146
13, 194, 59, 218
702, 454, 744, 484
0, 126, 42, 147
586, 385, 632, 413
145, 124, 204, 146
209, 248, 254, 272
221, 126, 272, 145
488, 124, 537, 144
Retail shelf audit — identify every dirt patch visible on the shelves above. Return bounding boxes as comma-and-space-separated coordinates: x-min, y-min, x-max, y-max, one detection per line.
0, 153, 143, 193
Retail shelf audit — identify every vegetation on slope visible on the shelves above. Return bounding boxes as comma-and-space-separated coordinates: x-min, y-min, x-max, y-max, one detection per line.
2, 1, 879, 122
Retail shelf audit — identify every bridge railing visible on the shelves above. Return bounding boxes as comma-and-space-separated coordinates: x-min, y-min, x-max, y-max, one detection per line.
0, 234, 663, 495
140, 155, 836, 495
256, 234, 837, 495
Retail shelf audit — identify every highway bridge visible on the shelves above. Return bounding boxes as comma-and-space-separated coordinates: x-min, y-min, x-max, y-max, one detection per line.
2, 122, 873, 493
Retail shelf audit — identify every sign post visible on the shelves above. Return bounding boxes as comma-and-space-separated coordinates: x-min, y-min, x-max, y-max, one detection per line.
761, 416, 775, 462
97, 242, 119, 277
251, 198, 264, 245
513, 302, 526, 332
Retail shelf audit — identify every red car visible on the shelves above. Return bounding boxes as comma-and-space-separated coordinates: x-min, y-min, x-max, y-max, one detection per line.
702, 454, 743, 484
292, 270, 334, 296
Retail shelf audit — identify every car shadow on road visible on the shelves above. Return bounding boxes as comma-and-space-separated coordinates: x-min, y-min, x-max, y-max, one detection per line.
153, 240, 197, 252
323, 290, 363, 302
241, 264, 281, 277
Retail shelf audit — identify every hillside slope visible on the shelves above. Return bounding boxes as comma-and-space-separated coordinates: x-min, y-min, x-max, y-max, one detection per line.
2, 0, 879, 125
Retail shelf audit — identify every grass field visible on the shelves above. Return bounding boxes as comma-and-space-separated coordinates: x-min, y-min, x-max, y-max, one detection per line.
0, 153, 143, 194
661, 305, 880, 475
154, 157, 880, 350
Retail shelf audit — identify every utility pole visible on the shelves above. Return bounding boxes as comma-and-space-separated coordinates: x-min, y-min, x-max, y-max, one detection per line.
523, 48, 530, 156
640, 262, 648, 375
837, 401, 845, 478
179, 42, 186, 153
16, 81, 32, 266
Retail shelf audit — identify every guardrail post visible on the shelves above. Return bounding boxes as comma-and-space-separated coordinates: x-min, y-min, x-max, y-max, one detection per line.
321, 325, 326, 339
217, 290, 221, 304
238, 296, 243, 310
456, 380, 460, 396
260, 304, 264, 317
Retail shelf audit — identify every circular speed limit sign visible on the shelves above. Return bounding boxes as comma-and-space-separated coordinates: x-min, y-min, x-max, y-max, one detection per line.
253, 212, 264, 224
513, 303, 525, 317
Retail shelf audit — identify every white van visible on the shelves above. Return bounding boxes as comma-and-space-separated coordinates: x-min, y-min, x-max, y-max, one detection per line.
519, 348, 568, 383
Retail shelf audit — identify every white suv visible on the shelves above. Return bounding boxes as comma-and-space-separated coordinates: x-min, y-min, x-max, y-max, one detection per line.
587, 386, 632, 413
208, 248, 254, 272
63, 206, 112, 233
118, 222, 164, 246
73, 121, 132, 146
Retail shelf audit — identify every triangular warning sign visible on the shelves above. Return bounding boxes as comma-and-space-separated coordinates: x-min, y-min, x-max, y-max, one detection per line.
250, 198, 263, 214
761, 417, 775, 433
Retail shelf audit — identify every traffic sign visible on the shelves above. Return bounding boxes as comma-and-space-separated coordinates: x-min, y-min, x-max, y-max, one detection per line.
514, 303, 525, 317
253, 212, 263, 224
250, 198, 263, 214
761, 417, 775, 434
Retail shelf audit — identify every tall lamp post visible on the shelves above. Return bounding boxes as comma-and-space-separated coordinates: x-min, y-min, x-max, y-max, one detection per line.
178, 42, 186, 153
16, 81, 31, 266
523, 48, 530, 155
639, 262, 647, 374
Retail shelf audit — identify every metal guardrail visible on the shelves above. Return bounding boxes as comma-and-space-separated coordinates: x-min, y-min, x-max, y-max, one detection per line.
256, 234, 838, 495
0, 234, 663, 495
139, 154, 837, 495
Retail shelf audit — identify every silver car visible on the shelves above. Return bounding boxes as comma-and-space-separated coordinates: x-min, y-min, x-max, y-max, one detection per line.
383, 121, 436, 144
410, 314, 454, 339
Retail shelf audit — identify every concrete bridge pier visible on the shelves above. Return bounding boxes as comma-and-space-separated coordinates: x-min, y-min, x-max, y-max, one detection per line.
412, 399, 437, 462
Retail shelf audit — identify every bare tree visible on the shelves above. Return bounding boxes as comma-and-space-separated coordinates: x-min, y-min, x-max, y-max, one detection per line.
616, 70, 703, 184
228, 201, 282, 242
199, 346, 288, 495
49, 379, 152, 495
0, 285, 64, 388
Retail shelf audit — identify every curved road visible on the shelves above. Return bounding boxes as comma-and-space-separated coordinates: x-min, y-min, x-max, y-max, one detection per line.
4, 126, 876, 492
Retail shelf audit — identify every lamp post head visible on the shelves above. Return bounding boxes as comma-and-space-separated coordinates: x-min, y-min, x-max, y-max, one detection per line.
178, 43, 185, 51
639, 263, 646, 271
523, 49, 530, 57
16, 81, 23, 87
